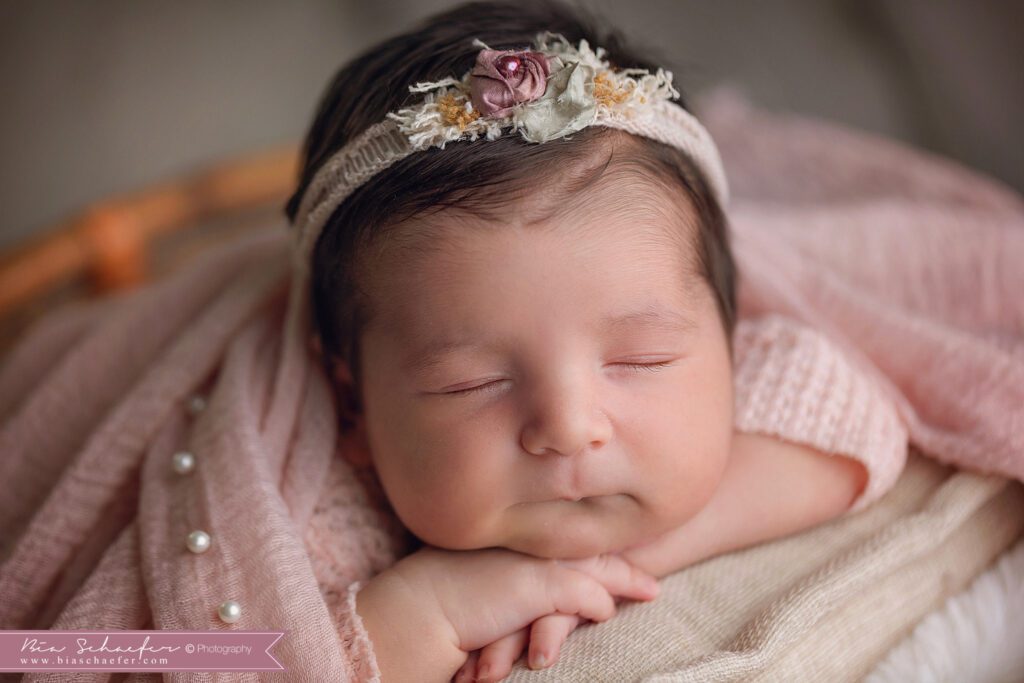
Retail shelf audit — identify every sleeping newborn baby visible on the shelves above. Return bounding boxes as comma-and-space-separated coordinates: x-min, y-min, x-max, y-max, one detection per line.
290, 4, 906, 681
306, 127, 887, 682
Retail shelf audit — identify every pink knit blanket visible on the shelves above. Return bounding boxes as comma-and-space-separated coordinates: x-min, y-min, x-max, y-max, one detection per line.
1, 87, 1022, 680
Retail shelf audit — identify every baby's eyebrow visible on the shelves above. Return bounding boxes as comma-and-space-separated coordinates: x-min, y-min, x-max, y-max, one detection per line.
602, 305, 698, 335
401, 304, 697, 376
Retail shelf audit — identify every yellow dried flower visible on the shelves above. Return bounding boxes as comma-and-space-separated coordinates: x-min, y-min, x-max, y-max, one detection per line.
437, 92, 481, 130
593, 71, 633, 108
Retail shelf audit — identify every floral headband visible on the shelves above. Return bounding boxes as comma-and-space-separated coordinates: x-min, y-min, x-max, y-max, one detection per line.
289, 31, 729, 275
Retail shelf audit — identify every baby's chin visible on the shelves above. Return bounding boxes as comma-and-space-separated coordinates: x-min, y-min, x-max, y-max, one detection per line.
498, 495, 647, 559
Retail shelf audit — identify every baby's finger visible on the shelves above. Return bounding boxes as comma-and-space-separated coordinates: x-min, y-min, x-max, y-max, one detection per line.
474, 627, 528, 682
542, 565, 620, 624
527, 613, 581, 670
556, 553, 660, 602
453, 649, 479, 683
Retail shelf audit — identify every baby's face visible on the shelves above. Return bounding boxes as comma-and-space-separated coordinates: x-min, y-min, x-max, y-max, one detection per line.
338, 175, 734, 559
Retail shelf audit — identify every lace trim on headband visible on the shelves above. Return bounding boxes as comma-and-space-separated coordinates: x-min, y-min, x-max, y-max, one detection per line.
292, 121, 411, 271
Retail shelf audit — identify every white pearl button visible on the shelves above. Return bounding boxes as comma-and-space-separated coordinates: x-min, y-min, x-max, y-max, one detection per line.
218, 600, 242, 624
171, 451, 196, 475
186, 530, 211, 554
187, 394, 207, 416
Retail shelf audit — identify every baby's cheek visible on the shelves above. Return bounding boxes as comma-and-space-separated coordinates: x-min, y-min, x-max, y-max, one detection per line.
394, 456, 504, 550
648, 418, 732, 527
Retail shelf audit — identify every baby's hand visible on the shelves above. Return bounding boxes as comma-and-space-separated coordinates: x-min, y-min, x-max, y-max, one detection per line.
360, 544, 659, 681
452, 555, 659, 683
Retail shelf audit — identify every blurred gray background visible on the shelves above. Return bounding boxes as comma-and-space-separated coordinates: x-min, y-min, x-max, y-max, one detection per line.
1, 0, 1021, 251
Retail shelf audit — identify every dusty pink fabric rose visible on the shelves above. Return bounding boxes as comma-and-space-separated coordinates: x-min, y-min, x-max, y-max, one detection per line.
469, 48, 551, 117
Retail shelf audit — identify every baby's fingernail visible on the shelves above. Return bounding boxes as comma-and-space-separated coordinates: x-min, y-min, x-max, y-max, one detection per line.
530, 652, 547, 669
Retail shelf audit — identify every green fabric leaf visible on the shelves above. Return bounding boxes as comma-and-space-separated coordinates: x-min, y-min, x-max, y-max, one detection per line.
516, 60, 597, 143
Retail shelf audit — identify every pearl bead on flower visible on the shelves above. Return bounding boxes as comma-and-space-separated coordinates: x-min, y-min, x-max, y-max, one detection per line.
187, 394, 207, 416
186, 530, 211, 554
218, 600, 242, 624
171, 451, 196, 475
496, 54, 521, 78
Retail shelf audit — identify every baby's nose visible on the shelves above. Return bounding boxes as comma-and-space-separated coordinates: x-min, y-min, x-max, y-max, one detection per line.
520, 414, 610, 458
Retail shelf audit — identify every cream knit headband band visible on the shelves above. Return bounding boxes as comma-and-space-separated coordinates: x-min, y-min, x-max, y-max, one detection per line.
290, 31, 730, 275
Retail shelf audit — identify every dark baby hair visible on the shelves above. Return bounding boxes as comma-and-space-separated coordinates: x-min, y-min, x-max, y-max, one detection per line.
283, 0, 737, 431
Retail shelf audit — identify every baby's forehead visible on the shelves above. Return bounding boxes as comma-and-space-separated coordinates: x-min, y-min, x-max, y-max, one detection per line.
372, 219, 703, 335
361, 150, 707, 322
385, 168, 701, 266
520, 158, 700, 232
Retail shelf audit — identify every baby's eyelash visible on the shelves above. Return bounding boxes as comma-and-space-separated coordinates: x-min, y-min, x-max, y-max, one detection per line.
619, 360, 676, 373
447, 361, 676, 396
447, 381, 502, 397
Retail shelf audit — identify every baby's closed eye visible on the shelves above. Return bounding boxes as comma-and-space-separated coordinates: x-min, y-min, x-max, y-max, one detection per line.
435, 358, 681, 396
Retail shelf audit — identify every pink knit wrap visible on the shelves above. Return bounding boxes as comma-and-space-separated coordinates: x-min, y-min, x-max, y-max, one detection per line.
1, 88, 1022, 681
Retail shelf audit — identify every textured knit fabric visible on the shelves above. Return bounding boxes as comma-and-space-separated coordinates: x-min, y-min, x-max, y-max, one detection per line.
732, 314, 909, 514
0, 88, 1022, 682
